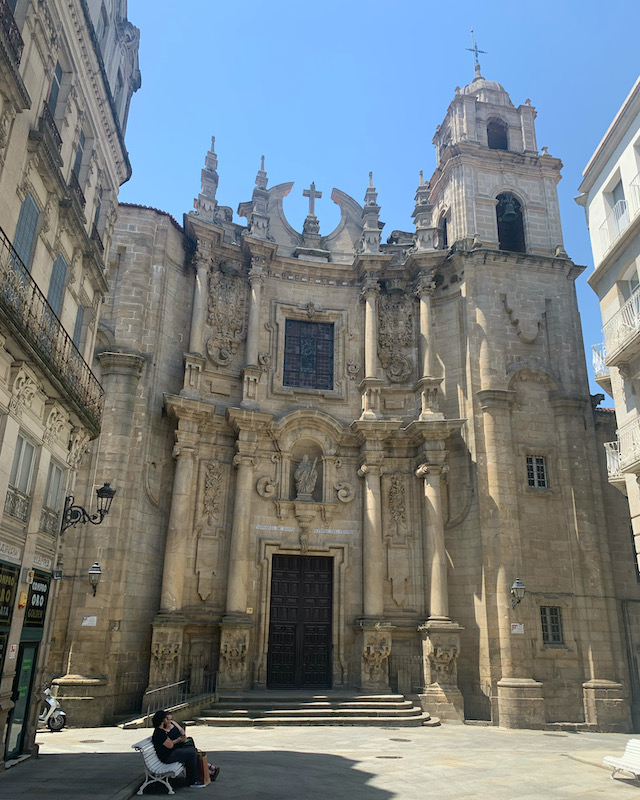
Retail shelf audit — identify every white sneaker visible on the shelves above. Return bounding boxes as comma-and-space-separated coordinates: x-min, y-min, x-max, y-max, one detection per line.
189, 781, 207, 789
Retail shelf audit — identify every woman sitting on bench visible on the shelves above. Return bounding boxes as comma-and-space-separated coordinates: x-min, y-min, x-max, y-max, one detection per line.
151, 709, 220, 788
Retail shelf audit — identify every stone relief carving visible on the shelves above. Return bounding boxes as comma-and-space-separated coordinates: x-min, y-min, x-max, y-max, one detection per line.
363, 632, 392, 684
294, 455, 318, 498
220, 636, 248, 680
206, 267, 247, 366
151, 642, 180, 686
424, 636, 460, 688
501, 292, 545, 344
43, 405, 67, 446
256, 475, 278, 498
334, 481, 355, 503
9, 368, 39, 417
347, 361, 360, 380
202, 459, 223, 525
67, 428, 91, 469
388, 473, 407, 540
378, 292, 413, 383
196, 529, 222, 601
258, 351, 271, 371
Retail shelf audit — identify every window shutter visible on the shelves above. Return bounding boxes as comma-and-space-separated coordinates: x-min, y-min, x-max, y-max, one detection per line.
47, 255, 67, 316
13, 194, 39, 270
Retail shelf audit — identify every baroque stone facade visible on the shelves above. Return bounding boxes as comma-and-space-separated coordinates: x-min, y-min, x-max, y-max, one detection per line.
53, 66, 640, 730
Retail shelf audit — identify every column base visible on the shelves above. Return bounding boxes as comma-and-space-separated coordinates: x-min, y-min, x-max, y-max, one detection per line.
51, 675, 108, 727
418, 684, 464, 723
358, 619, 393, 693
583, 680, 632, 732
218, 615, 253, 690
497, 677, 545, 729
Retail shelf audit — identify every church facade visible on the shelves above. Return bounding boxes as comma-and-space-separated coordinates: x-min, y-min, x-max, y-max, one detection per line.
50, 66, 640, 731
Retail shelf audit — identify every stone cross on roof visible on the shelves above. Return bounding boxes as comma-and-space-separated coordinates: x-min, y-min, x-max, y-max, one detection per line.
303, 182, 322, 216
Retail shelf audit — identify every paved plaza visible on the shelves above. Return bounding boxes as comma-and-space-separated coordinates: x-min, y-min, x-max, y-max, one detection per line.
0, 723, 639, 799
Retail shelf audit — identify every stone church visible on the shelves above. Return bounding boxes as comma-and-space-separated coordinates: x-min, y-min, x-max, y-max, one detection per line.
49, 64, 640, 731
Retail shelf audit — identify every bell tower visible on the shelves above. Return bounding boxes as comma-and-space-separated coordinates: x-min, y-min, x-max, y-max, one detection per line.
428, 62, 566, 258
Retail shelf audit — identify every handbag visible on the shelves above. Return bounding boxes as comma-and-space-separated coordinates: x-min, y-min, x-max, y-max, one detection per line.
197, 752, 211, 785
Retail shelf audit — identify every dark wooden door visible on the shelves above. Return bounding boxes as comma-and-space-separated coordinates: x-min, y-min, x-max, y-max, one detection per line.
267, 554, 332, 688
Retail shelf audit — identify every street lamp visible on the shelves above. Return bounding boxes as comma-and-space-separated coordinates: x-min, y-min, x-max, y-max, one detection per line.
61, 483, 116, 534
88, 562, 102, 596
510, 578, 526, 609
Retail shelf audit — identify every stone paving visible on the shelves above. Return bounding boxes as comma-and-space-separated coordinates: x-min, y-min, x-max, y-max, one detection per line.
0, 723, 639, 799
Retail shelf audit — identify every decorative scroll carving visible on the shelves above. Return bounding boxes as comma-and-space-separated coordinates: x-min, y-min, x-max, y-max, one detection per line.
335, 481, 355, 503
256, 475, 278, 498
202, 459, 222, 524
67, 428, 91, 469
388, 473, 407, 540
378, 292, 413, 383
9, 368, 39, 417
43, 405, 67, 446
347, 361, 360, 380
206, 268, 247, 366
258, 351, 271, 371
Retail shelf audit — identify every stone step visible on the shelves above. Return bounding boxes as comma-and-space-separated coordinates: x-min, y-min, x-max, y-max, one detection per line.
201, 706, 424, 718
195, 713, 439, 727
212, 699, 416, 711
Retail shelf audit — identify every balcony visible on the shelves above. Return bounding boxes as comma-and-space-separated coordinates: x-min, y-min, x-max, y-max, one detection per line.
617, 417, 640, 475
0, 0, 23, 65
69, 170, 86, 211
0, 226, 104, 436
91, 224, 104, 255
604, 440, 627, 494
39, 505, 61, 536
602, 288, 640, 365
4, 485, 29, 523
592, 342, 612, 395
600, 199, 630, 252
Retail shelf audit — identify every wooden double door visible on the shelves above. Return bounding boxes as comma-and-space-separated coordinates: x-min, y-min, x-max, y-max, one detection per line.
267, 554, 333, 688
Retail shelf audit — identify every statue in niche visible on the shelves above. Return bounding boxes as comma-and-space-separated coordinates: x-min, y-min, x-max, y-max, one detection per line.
294, 455, 318, 498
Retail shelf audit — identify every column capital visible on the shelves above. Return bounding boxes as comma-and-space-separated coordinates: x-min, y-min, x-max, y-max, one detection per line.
476, 388, 516, 411
248, 264, 265, 286
360, 277, 380, 301
416, 461, 448, 480
233, 453, 257, 470
357, 461, 386, 478
415, 273, 436, 298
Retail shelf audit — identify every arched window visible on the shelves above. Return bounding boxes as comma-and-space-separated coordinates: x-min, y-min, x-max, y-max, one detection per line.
439, 213, 448, 249
496, 193, 525, 253
487, 119, 508, 150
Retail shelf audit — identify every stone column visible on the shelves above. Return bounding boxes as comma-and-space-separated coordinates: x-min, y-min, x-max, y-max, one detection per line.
478, 389, 545, 729
415, 274, 442, 418
360, 278, 382, 419
245, 260, 264, 368
188, 256, 210, 355
358, 461, 384, 618
159, 428, 198, 612
416, 461, 448, 620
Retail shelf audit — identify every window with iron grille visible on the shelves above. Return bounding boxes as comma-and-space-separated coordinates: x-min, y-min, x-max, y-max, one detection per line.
283, 320, 334, 390
540, 605, 564, 645
526, 455, 547, 488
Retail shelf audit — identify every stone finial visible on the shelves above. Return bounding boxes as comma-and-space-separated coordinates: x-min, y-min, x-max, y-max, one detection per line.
255, 155, 268, 190
412, 171, 435, 252
194, 135, 220, 221
302, 182, 322, 242
360, 173, 382, 254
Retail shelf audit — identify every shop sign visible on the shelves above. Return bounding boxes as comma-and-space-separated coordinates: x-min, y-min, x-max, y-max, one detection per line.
24, 572, 51, 628
0, 541, 21, 565
0, 563, 19, 626
33, 554, 52, 571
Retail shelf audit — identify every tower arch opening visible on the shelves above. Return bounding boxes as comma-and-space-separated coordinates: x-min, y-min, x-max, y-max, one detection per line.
496, 192, 526, 253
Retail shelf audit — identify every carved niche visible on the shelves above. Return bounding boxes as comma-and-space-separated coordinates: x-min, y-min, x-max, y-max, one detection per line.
378, 289, 413, 383
206, 260, 247, 366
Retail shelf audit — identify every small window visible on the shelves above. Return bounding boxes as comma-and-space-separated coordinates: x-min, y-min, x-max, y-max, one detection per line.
93, 186, 103, 230
72, 130, 85, 179
13, 194, 39, 270
47, 61, 63, 115
487, 119, 509, 150
283, 320, 334, 390
9, 433, 36, 494
441, 214, 448, 249
526, 455, 547, 488
540, 606, 564, 645
47, 255, 67, 316
43, 461, 64, 511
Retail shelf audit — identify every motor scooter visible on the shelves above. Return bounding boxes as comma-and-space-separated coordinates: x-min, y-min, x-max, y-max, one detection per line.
38, 685, 66, 731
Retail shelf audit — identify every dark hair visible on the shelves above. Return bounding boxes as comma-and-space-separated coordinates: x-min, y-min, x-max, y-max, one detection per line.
152, 709, 168, 728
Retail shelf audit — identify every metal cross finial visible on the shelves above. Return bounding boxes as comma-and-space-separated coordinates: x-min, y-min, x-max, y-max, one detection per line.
466, 28, 486, 68
303, 182, 322, 216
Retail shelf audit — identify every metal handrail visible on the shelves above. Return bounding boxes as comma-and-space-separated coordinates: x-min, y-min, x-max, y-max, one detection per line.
604, 440, 623, 479
144, 671, 218, 725
591, 342, 610, 378
0, 0, 24, 64
618, 418, 640, 472
600, 199, 630, 252
602, 287, 640, 359
0, 226, 104, 432
40, 102, 63, 152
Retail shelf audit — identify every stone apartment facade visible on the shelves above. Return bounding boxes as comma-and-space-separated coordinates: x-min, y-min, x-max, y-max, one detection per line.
0, 0, 139, 766
51, 65, 640, 731
578, 75, 640, 728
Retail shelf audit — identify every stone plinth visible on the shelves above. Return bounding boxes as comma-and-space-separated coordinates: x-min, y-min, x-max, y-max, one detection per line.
147, 613, 186, 691
417, 620, 465, 722
358, 620, 393, 693
583, 680, 632, 732
218, 616, 252, 690
497, 677, 545, 729
51, 675, 108, 727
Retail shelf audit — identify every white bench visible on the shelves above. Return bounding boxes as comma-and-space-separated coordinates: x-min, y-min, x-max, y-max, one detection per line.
132, 736, 186, 795
603, 737, 640, 780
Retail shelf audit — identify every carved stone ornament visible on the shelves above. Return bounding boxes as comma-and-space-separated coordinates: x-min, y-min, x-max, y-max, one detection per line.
294, 455, 318, 499
423, 635, 460, 688
363, 632, 392, 683
256, 476, 278, 498
206, 269, 247, 366
151, 641, 181, 686
220, 634, 248, 680
347, 361, 360, 380
67, 428, 91, 469
202, 459, 223, 525
258, 351, 271, 371
9, 368, 39, 417
334, 481, 355, 503
43, 405, 68, 446
388, 473, 407, 539
378, 292, 414, 383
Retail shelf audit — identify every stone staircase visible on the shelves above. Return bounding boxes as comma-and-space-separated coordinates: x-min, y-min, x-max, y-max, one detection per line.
194, 691, 438, 727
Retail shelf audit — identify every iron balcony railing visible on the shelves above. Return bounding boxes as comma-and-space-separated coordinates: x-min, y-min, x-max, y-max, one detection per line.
602, 287, 640, 360
39, 101, 63, 153
39, 505, 61, 536
90, 223, 104, 254
69, 171, 86, 211
604, 441, 623, 481
0, 0, 24, 65
592, 342, 610, 379
4, 485, 29, 522
618, 417, 640, 473
0, 226, 104, 433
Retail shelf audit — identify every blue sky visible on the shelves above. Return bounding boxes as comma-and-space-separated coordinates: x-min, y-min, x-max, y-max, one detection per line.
119, 0, 639, 396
